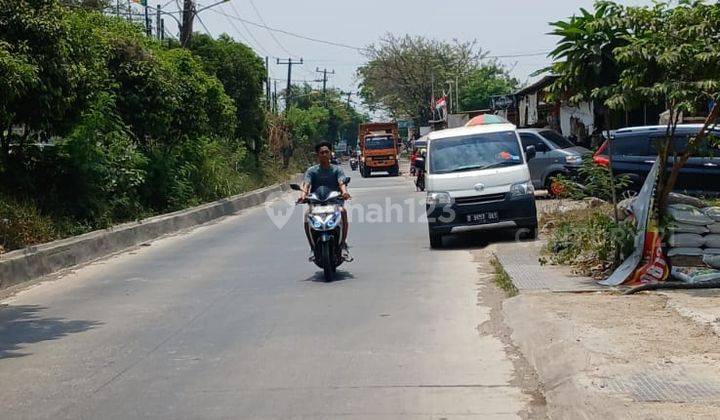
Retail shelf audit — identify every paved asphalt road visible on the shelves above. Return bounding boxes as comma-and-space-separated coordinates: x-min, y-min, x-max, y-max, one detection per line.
0, 165, 531, 419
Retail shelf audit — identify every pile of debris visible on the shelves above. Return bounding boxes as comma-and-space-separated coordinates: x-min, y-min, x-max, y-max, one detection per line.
666, 203, 720, 283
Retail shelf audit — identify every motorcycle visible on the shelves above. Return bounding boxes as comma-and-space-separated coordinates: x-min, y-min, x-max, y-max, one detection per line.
349, 156, 358, 171
290, 179, 352, 282
413, 157, 425, 192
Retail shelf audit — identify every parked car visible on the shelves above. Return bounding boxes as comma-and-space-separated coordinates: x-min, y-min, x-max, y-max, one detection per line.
593, 124, 720, 195
424, 123, 538, 248
517, 128, 590, 194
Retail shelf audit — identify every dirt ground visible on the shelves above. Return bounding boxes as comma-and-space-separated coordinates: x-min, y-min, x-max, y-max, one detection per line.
473, 250, 548, 419
504, 291, 720, 419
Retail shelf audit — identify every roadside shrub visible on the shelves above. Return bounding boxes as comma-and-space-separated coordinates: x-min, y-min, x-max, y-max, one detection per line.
59, 93, 147, 225
541, 205, 636, 277
551, 156, 630, 201
0, 195, 56, 252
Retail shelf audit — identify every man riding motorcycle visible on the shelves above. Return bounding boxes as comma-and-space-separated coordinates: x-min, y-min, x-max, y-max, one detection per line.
297, 141, 352, 256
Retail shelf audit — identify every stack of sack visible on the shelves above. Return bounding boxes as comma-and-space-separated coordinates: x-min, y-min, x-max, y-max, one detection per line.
666, 204, 720, 269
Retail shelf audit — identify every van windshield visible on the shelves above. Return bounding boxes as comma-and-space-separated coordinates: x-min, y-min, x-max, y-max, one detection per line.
540, 130, 575, 149
430, 131, 523, 174
365, 136, 395, 150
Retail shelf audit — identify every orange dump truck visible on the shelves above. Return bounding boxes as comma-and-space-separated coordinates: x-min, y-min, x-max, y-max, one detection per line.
358, 122, 400, 177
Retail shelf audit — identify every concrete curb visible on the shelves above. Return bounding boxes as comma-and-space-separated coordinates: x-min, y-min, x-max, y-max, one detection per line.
0, 175, 301, 290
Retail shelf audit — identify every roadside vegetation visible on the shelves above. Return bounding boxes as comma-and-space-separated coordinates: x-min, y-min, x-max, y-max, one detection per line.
490, 256, 518, 297
357, 34, 518, 126
539, 1, 720, 274
0, 1, 364, 254
540, 205, 636, 278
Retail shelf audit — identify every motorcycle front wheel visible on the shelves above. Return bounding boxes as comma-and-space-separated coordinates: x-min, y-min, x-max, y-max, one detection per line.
320, 241, 334, 282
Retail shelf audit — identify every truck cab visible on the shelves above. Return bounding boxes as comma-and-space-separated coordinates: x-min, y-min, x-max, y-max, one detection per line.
358, 122, 400, 177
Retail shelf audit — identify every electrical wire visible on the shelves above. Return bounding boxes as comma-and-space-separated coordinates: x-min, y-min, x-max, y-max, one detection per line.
247, 0, 294, 57
196, 14, 213, 37
487, 51, 550, 59
210, 8, 365, 52
227, 2, 271, 56
221, 9, 268, 55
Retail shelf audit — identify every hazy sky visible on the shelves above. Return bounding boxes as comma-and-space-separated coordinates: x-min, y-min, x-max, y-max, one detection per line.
191, 0, 653, 101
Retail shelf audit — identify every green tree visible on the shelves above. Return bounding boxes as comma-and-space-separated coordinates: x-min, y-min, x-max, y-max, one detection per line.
460, 64, 518, 111
188, 34, 267, 152
0, 0, 88, 148
601, 0, 720, 212
357, 34, 480, 125
541, 1, 629, 106
545, 0, 720, 216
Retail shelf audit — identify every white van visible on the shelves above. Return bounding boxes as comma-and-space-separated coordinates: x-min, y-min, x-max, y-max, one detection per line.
424, 123, 538, 248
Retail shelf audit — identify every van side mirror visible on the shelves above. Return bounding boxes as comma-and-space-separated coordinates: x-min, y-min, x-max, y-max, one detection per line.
289, 183, 302, 191
342, 177, 351, 186
525, 145, 537, 161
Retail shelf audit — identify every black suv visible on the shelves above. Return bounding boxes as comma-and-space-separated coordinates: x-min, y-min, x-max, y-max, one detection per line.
593, 125, 720, 195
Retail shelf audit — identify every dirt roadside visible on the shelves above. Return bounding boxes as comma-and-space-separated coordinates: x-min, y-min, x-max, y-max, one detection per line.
503, 289, 720, 419
483, 198, 720, 419
473, 249, 548, 419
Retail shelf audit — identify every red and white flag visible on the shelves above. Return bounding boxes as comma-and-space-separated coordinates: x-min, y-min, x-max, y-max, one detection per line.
435, 96, 447, 109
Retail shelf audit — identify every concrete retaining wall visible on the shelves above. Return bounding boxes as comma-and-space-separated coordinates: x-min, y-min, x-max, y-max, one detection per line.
0, 177, 300, 290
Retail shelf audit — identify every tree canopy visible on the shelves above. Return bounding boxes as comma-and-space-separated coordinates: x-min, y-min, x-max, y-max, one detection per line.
460, 64, 518, 111
0, 1, 285, 251
357, 34, 482, 125
544, 0, 720, 213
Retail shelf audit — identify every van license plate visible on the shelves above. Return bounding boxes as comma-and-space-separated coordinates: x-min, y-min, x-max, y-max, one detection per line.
466, 211, 499, 224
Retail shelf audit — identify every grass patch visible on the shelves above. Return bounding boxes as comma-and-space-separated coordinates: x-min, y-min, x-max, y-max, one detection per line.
539, 204, 635, 278
490, 256, 518, 297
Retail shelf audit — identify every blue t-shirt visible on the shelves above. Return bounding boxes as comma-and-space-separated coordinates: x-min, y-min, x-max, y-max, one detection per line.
303, 164, 346, 193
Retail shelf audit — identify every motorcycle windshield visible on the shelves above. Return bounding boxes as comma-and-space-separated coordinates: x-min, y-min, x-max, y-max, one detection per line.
309, 186, 340, 203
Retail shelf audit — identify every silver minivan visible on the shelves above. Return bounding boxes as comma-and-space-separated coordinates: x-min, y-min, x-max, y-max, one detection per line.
425, 123, 538, 248
517, 128, 589, 193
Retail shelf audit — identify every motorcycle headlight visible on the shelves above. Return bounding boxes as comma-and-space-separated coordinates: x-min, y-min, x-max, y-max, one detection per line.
565, 155, 582, 165
326, 212, 341, 229
509, 181, 534, 198
427, 192, 453, 206
309, 215, 325, 229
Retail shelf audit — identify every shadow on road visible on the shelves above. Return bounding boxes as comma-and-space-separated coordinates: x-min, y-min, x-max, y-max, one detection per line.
438, 229, 538, 251
0, 304, 102, 359
302, 270, 356, 283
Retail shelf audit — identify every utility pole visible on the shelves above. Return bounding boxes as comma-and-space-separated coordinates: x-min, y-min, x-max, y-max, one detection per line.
446, 81, 454, 114
160, 18, 165, 40
315, 67, 335, 96
265, 57, 271, 111
179, 0, 195, 47
273, 81, 278, 114
144, 1, 151, 36
276, 58, 303, 110
156, 4, 161, 40
178, 0, 228, 47
340, 91, 354, 106
455, 75, 460, 113
431, 73, 436, 121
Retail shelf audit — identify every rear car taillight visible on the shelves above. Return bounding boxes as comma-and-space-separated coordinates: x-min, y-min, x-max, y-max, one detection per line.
593, 140, 610, 167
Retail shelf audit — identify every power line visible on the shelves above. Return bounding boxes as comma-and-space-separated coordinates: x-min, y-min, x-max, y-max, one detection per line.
486, 51, 550, 59
210, 8, 549, 64
227, 2, 270, 56
247, 0, 294, 57
221, 13, 253, 46
210, 8, 365, 52
195, 13, 212, 36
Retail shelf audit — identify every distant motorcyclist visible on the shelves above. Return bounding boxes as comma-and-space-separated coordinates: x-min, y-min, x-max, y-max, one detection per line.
297, 141, 352, 255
